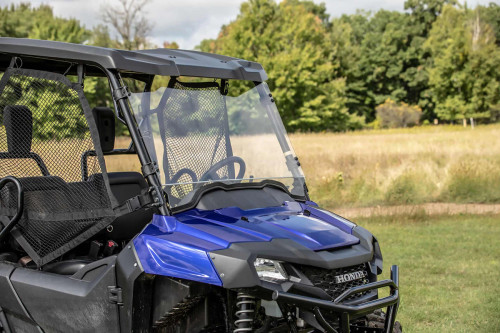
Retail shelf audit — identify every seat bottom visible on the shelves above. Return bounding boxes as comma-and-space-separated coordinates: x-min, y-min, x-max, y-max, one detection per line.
43, 259, 92, 275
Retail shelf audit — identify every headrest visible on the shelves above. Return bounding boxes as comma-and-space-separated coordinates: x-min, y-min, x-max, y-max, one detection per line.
92, 107, 115, 153
3, 105, 32, 155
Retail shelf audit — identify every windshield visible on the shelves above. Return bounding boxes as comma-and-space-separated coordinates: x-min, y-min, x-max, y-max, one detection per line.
129, 78, 305, 208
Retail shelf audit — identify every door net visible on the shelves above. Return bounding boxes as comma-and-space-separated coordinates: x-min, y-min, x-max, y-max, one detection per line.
0, 68, 115, 266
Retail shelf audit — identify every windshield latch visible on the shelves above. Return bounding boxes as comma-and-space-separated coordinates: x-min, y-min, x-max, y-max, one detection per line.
113, 85, 131, 101
142, 161, 159, 178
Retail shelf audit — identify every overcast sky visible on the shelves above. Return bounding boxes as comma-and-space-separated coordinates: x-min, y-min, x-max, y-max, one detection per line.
0, 0, 497, 49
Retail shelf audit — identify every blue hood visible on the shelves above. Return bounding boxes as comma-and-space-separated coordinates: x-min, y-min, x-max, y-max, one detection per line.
133, 202, 359, 286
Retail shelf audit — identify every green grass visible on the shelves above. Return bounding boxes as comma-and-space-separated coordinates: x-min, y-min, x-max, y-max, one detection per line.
354, 214, 500, 332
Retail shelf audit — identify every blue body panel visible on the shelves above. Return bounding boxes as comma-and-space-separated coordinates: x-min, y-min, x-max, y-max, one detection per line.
134, 202, 359, 286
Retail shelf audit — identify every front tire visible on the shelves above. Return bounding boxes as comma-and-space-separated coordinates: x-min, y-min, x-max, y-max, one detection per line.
365, 309, 402, 332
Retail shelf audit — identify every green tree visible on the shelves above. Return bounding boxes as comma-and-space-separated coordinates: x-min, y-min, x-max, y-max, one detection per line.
0, 3, 89, 43
0, 3, 44, 38
334, 10, 411, 122
334, 1, 457, 122
402, 0, 457, 119
425, 5, 500, 121
476, 3, 500, 46
199, 0, 360, 132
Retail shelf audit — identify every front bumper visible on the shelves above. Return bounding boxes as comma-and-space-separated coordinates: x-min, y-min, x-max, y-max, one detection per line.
272, 265, 400, 333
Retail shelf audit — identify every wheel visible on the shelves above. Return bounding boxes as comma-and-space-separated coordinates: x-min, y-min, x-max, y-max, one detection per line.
365, 309, 402, 332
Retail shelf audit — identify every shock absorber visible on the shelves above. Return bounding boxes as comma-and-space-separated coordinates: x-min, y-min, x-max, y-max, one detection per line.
234, 292, 255, 332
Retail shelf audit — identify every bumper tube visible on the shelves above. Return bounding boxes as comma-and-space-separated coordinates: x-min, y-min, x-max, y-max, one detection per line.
272, 265, 400, 333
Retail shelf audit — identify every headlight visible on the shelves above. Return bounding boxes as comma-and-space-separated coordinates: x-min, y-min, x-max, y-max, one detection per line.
254, 258, 288, 282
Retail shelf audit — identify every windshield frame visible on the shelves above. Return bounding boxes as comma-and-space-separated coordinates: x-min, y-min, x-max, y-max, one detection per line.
125, 75, 308, 212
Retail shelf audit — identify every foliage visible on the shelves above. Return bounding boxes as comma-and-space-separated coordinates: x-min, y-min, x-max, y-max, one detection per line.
441, 160, 500, 203
198, 0, 362, 132
384, 171, 435, 204
476, 3, 500, 46
0, 76, 89, 140
376, 98, 422, 128
425, 5, 500, 121
0, 3, 89, 43
1, 0, 500, 133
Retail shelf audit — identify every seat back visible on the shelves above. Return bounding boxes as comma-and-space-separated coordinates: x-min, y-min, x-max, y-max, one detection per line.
98, 172, 153, 240
4, 105, 32, 155
1, 105, 49, 175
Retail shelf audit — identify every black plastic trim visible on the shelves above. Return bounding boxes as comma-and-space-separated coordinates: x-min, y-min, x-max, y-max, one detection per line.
0, 38, 268, 81
210, 229, 374, 289
170, 179, 306, 213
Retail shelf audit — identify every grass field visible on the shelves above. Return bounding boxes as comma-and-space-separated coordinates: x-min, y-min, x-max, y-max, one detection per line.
107, 124, 500, 208
356, 213, 500, 333
291, 124, 500, 208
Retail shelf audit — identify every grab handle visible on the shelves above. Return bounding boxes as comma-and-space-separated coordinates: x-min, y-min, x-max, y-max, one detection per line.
0, 176, 24, 243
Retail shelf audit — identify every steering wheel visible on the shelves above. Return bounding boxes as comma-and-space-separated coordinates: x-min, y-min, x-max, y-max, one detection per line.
169, 168, 198, 184
165, 157, 246, 202
199, 156, 246, 182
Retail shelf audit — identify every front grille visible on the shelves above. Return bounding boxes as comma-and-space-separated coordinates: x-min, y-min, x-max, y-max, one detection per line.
298, 263, 369, 300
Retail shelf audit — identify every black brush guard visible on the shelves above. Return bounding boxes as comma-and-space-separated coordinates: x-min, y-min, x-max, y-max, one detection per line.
272, 265, 399, 333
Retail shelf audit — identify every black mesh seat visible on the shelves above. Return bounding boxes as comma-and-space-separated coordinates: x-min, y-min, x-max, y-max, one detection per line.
0, 69, 115, 267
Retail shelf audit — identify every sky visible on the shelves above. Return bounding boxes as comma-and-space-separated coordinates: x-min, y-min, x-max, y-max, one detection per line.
0, 0, 497, 49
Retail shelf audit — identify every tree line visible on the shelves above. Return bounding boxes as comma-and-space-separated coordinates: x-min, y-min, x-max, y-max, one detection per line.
1, 0, 499, 132
198, 0, 500, 131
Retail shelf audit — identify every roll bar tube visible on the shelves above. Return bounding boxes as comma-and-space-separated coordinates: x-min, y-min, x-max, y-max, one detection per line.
104, 69, 170, 215
0, 176, 24, 243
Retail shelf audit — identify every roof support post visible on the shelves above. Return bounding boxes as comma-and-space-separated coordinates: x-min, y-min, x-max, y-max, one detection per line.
104, 69, 170, 216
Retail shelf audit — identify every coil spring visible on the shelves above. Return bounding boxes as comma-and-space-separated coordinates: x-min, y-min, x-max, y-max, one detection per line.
233, 292, 255, 333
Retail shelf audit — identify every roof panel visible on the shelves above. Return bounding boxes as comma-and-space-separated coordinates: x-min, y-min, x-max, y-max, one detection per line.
0, 38, 268, 81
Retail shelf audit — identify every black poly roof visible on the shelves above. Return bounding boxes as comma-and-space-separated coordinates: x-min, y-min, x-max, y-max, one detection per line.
0, 38, 268, 81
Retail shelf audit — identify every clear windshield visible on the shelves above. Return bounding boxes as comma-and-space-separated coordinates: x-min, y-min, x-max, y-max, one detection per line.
129, 79, 305, 208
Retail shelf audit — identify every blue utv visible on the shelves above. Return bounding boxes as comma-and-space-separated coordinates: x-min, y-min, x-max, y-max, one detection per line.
0, 38, 401, 333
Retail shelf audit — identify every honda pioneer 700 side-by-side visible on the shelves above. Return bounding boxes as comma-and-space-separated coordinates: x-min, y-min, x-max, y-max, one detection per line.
0, 38, 401, 333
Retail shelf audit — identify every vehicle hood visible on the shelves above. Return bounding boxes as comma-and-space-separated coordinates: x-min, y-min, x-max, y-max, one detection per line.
133, 202, 360, 285
142, 202, 359, 252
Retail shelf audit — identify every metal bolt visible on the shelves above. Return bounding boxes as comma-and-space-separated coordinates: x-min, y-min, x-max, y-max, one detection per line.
270, 98, 275, 103
128, 245, 131, 249
133, 263, 137, 267
220, 273, 225, 278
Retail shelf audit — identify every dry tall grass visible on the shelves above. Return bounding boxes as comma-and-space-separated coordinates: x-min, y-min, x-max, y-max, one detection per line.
291, 124, 500, 208
106, 124, 500, 208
